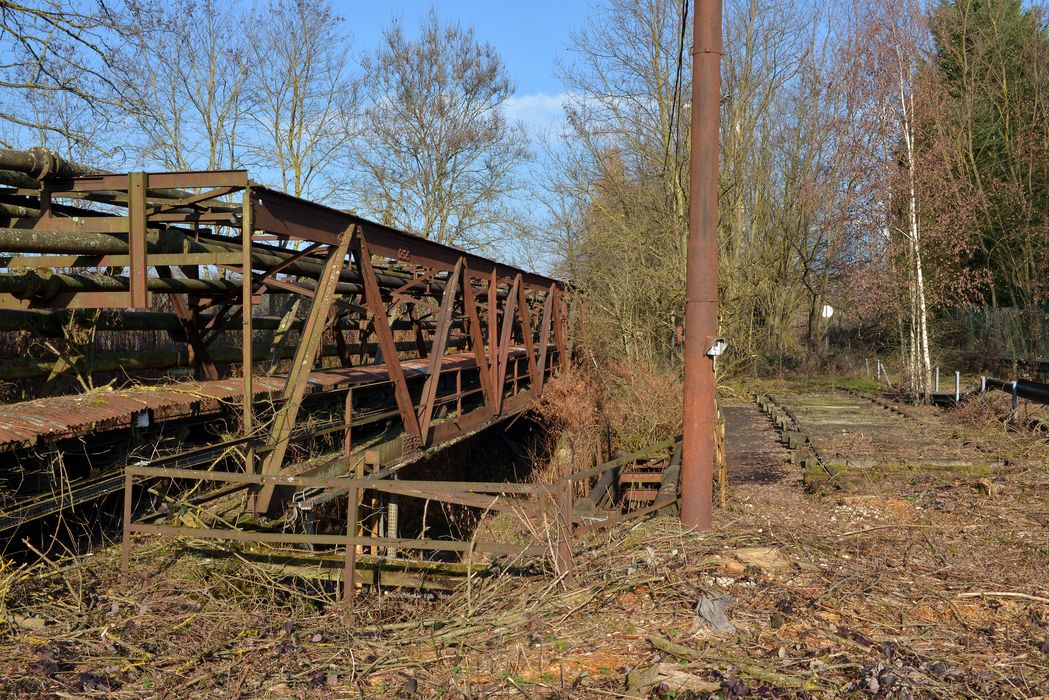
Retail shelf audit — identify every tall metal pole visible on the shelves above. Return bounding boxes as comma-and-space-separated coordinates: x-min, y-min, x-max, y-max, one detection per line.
680, 0, 721, 529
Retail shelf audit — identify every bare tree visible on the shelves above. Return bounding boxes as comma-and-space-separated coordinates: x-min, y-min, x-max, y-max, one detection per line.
836, 0, 937, 400
353, 10, 528, 249
0, 0, 118, 155
247, 0, 357, 203
550, 0, 690, 366
111, 0, 249, 171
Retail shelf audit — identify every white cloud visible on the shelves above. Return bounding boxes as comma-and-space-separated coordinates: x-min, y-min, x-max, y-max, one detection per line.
504, 91, 574, 140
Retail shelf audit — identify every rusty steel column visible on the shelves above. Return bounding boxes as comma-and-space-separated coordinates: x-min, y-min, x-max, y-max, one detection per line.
680, 0, 721, 529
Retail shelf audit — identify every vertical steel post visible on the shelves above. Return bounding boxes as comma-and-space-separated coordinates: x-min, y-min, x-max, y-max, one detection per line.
935, 367, 940, 392
242, 186, 255, 478
120, 470, 132, 587
127, 172, 149, 309
681, 0, 721, 529
343, 486, 360, 610
955, 371, 960, 402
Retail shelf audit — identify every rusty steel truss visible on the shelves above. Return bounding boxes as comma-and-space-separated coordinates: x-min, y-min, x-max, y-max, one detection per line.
0, 147, 575, 554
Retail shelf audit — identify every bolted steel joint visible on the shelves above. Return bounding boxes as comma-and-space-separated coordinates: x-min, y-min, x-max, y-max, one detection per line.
25, 147, 62, 180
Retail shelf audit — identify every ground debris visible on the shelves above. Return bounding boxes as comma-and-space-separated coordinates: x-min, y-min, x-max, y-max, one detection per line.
626, 662, 720, 697
695, 591, 737, 634
0, 385, 1045, 697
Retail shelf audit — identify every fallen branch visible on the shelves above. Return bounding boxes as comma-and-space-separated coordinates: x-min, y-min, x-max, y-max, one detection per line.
956, 591, 1049, 605
837, 524, 941, 538
647, 636, 821, 690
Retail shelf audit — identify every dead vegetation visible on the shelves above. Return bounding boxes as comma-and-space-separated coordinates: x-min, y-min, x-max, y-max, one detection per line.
0, 382, 1043, 698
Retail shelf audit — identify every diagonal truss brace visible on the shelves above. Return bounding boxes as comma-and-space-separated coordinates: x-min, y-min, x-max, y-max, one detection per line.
253, 226, 354, 514
417, 257, 463, 442
356, 232, 423, 444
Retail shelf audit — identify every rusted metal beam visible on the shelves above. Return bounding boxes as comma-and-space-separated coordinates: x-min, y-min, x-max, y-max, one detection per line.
254, 227, 353, 514
488, 269, 498, 401
494, 275, 520, 415
417, 257, 463, 442
356, 231, 422, 443
462, 264, 494, 408
535, 284, 554, 394
517, 277, 540, 390
249, 186, 560, 293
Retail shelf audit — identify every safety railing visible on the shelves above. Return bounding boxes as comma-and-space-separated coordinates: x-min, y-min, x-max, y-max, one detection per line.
121, 439, 682, 607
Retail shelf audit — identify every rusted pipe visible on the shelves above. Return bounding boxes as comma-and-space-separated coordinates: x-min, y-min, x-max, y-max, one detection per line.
0, 148, 86, 180
0, 338, 468, 380
0, 308, 450, 335
0, 223, 522, 302
680, 0, 721, 529
0, 147, 199, 200
0, 226, 193, 254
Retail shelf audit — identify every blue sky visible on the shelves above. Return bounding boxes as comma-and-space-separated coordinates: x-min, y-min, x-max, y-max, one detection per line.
340, 1, 594, 271
345, 1, 592, 138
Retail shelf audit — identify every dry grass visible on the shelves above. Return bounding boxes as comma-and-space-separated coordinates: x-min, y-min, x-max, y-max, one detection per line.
0, 381, 1047, 698
532, 365, 605, 482
600, 361, 682, 453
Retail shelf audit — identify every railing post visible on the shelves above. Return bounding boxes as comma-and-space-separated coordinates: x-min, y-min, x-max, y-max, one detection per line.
555, 480, 573, 576
935, 367, 940, 392
127, 172, 149, 309
1012, 381, 1019, 413
343, 486, 360, 611
121, 469, 133, 588
955, 371, 961, 402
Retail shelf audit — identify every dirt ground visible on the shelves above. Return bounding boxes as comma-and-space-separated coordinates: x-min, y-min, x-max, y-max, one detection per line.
0, 381, 1047, 698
